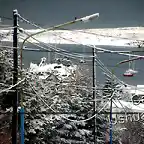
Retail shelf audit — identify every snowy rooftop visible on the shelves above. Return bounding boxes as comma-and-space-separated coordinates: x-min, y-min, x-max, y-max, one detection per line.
29, 57, 76, 80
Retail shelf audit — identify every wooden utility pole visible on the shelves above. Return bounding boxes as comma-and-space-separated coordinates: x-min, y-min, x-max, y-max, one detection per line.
12, 9, 18, 144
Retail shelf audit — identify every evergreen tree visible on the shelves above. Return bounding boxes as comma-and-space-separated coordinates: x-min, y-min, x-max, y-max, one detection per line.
0, 48, 13, 109
23, 63, 107, 144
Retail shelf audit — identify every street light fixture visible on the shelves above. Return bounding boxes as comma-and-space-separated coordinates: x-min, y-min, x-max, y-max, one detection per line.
80, 13, 99, 23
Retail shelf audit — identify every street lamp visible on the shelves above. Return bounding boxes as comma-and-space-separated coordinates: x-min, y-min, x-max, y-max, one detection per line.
19, 12, 99, 144
109, 55, 143, 144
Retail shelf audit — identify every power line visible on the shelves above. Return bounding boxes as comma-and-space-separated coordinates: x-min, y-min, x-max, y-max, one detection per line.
0, 16, 13, 20
28, 80, 116, 122
0, 78, 25, 94
18, 30, 138, 77
0, 11, 143, 144
16, 14, 140, 91
2, 27, 142, 86
19, 28, 144, 59
17, 14, 144, 43
0, 111, 143, 115
2, 44, 144, 53
18, 14, 42, 29
19, 35, 124, 85
16, 15, 143, 58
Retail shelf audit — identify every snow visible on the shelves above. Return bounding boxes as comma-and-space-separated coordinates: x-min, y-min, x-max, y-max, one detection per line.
108, 84, 144, 112
129, 90, 144, 95
137, 85, 144, 89
1, 27, 144, 47
79, 129, 90, 135
28, 128, 36, 134
124, 85, 144, 95
111, 100, 144, 112
29, 57, 76, 79
125, 69, 138, 74
63, 124, 72, 129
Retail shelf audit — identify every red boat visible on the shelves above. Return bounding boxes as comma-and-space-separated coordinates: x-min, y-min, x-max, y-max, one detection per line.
123, 71, 134, 77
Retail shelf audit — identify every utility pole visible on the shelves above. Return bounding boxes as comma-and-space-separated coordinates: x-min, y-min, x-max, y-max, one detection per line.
92, 47, 97, 143
12, 9, 18, 144
109, 95, 113, 144
109, 69, 115, 144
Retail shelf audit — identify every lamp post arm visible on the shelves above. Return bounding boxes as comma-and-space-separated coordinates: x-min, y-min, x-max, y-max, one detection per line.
118, 57, 143, 65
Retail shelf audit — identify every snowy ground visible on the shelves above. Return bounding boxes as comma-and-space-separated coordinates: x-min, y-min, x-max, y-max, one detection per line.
1, 27, 144, 47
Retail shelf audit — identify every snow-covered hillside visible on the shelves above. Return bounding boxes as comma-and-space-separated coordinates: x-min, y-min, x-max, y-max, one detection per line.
1, 27, 144, 47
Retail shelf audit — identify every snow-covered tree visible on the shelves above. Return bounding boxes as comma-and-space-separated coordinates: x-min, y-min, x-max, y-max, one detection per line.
0, 47, 15, 144
0, 48, 13, 109
23, 60, 107, 144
